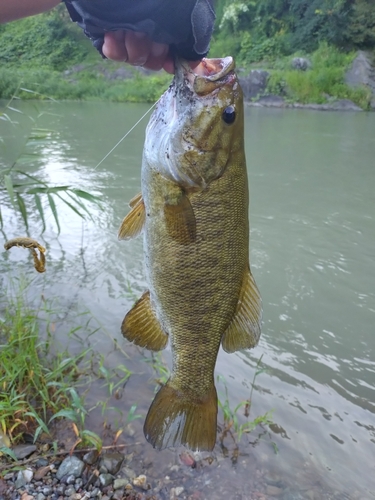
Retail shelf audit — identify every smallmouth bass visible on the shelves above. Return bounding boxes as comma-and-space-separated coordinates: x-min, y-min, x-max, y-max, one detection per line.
119, 56, 262, 451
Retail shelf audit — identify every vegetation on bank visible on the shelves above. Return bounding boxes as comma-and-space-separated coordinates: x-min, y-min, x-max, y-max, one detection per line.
0, 1, 374, 107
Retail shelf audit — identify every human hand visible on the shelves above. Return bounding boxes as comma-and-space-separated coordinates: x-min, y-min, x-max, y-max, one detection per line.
103, 30, 175, 74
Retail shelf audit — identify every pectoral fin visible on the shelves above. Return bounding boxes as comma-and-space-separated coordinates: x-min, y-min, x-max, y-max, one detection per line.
118, 196, 145, 240
164, 192, 196, 245
222, 267, 262, 353
129, 192, 142, 208
122, 291, 168, 351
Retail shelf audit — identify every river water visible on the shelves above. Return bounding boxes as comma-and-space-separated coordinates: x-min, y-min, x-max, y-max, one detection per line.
1, 101, 374, 499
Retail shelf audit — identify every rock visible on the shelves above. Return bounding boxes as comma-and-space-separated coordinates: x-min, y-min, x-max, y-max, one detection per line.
35, 458, 49, 468
282, 492, 306, 500
133, 474, 148, 490
291, 57, 311, 71
122, 467, 136, 479
66, 474, 76, 485
90, 487, 100, 497
256, 95, 286, 107
65, 486, 76, 496
42, 486, 53, 496
56, 456, 85, 480
239, 70, 270, 100
35, 494, 46, 500
99, 452, 124, 475
12, 444, 37, 459
15, 469, 33, 489
83, 450, 99, 465
20, 494, 34, 500
266, 485, 284, 496
170, 486, 184, 497
113, 490, 125, 500
98, 473, 113, 487
330, 99, 362, 111
264, 473, 284, 487
345, 51, 375, 93
114, 478, 129, 490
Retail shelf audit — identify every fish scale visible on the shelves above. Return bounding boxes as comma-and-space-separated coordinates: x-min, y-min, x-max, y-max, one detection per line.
118, 56, 262, 451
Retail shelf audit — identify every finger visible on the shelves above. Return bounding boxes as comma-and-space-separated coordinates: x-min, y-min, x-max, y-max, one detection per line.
143, 42, 170, 72
125, 31, 152, 66
103, 31, 128, 61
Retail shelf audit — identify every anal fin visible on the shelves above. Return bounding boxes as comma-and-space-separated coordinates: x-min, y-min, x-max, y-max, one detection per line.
222, 267, 262, 353
118, 195, 145, 240
122, 291, 168, 351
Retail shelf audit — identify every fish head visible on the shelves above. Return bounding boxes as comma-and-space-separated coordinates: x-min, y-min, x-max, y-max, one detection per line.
144, 56, 244, 189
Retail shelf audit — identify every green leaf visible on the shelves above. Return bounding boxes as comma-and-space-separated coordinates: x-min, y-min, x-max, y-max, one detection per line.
47, 193, 60, 233
4, 174, 16, 206
0, 446, 18, 461
49, 409, 78, 423
55, 193, 84, 219
71, 189, 102, 204
34, 194, 46, 232
16, 193, 28, 229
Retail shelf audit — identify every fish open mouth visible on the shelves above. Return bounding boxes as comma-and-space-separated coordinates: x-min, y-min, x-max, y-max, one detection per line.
176, 56, 236, 96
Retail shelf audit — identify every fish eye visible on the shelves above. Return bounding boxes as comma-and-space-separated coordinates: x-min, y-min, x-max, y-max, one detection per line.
222, 105, 236, 124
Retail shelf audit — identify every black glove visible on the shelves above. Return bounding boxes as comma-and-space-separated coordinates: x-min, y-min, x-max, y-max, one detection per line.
64, 0, 215, 60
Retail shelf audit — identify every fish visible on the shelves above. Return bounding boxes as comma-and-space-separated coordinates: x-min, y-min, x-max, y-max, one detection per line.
118, 56, 262, 451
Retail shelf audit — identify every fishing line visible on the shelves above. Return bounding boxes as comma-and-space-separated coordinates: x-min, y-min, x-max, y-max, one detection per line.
93, 100, 158, 171
42, 99, 158, 227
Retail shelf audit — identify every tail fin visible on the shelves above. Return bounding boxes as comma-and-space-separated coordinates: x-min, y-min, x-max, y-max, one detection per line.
144, 380, 217, 451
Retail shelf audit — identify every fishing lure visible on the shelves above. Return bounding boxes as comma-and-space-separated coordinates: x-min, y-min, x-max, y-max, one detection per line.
4, 237, 46, 273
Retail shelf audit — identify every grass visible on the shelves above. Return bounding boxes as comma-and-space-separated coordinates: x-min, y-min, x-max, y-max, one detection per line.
216, 355, 276, 463
0, 282, 93, 456
0, 279, 141, 464
0, 65, 171, 103
265, 43, 373, 109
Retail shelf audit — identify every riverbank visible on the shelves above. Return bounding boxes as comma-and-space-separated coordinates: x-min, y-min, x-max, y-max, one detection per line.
1, 46, 374, 110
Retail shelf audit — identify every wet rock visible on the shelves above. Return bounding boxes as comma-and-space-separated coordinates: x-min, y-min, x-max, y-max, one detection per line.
239, 70, 270, 100
266, 485, 284, 496
122, 467, 136, 479
133, 474, 148, 490
113, 478, 129, 490
98, 474, 113, 487
83, 450, 99, 465
282, 491, 306, 500
56, 456, 85, 480
113, 490, 124, 500
179, 451, 196, 468
291, 57, 311, 71
264, 473, 284, 487
99, 453, 124, 475
12, 444, 37, 459
15, 469, 34, 489
170, 486, 184, 497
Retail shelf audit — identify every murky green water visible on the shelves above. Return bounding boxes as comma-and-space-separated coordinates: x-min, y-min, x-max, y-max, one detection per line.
1, 101, 374, 499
